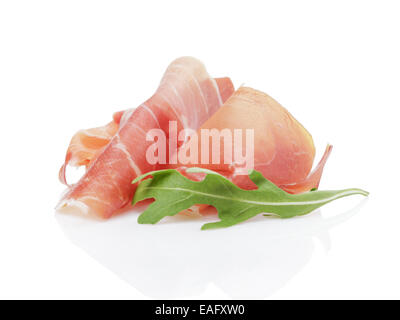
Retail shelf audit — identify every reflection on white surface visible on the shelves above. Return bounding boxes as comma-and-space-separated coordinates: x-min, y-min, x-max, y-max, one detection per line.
56, 199, 367, 299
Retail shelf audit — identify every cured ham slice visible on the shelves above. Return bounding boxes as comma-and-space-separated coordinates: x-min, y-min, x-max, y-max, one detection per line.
59, 119, 118, 186
178, 87, 331, 194
57, 57, 234, 218
279, 144, 332, 193
58, 109, 125, 186
59, 77, 233, 186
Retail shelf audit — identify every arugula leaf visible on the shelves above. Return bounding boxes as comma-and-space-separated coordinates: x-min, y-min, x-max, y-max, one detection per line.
132, 168, 368, 230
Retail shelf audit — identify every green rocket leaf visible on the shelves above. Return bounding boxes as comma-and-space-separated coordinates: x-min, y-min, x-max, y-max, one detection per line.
132, 168, 368, 230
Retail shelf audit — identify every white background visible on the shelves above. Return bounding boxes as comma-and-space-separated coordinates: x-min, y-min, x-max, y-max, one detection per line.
0, 0, 399, 299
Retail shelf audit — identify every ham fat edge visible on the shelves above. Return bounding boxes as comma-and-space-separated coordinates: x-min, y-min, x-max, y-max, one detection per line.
57, 58, 332, 219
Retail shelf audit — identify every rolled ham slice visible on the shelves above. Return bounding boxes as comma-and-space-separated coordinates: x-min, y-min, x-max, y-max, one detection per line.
57, 57, 234, 218
178, 87, 332, 194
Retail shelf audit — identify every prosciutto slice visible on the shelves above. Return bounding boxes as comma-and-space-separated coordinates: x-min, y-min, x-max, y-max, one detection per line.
57, 57, 234, 218
178, 87, 332, 194
58, 116, 120, 186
